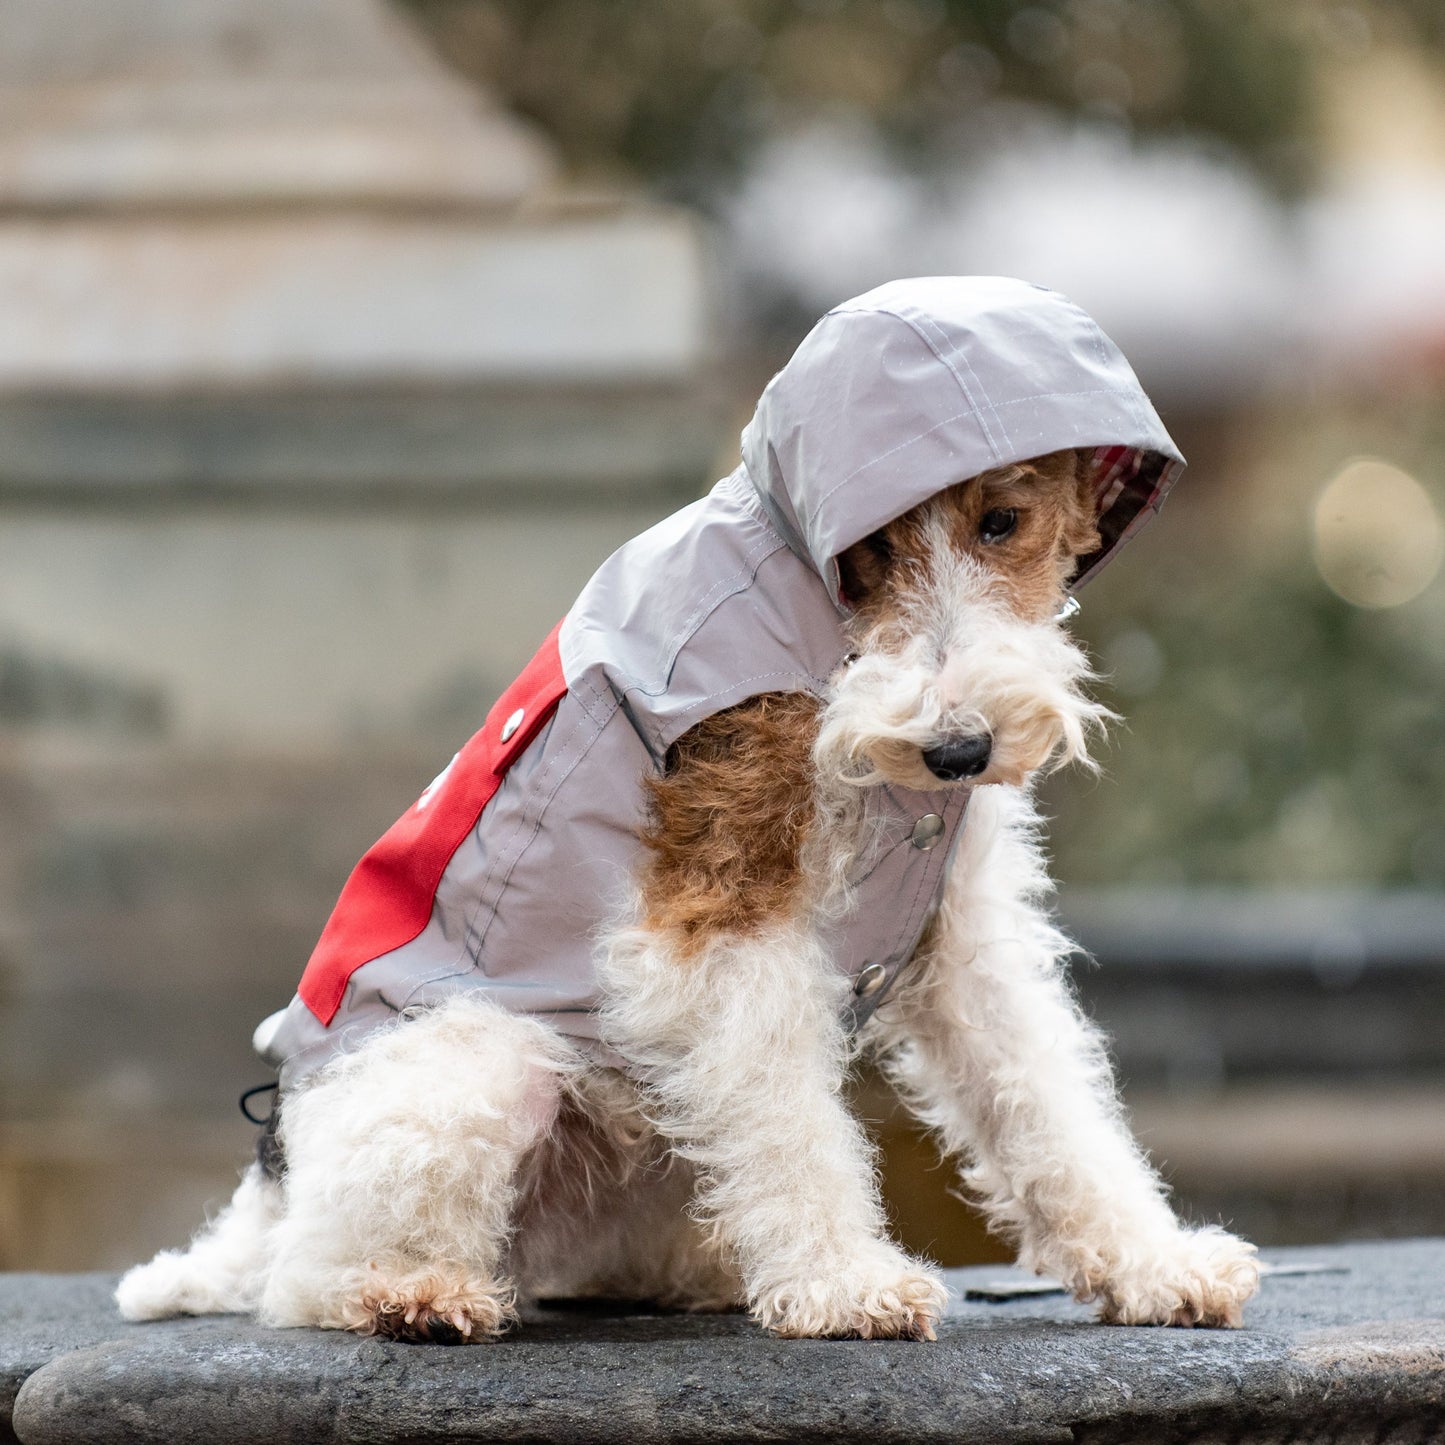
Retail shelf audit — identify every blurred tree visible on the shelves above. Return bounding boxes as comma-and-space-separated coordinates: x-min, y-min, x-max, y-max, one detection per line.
1042, 406, 1445, 890
400, 0, 1443, 199
1047, 567, 1445, 888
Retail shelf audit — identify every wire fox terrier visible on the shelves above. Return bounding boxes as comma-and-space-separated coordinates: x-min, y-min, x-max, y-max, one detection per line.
118, 446, 1258, 1343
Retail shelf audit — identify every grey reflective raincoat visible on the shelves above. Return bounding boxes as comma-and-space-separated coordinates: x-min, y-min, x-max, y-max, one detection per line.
258, 276, 1183, 1091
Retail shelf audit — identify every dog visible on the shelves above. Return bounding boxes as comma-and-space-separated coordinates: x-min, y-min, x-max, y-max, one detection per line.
117, 278, 1259, 1344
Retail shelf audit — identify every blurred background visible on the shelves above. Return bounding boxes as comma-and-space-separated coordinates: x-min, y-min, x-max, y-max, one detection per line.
1, 0, 1442, 1272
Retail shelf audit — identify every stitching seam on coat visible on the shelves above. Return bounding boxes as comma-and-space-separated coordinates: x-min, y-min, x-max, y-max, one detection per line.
900, 307, 1009, 459
393, 700, 609, 1003
658, 528, 786, 682
809, 405, 979, 513
466, 700, 612, 964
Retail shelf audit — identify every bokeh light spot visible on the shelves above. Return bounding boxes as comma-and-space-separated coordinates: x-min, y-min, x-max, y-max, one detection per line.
1312, 457, 1443, 609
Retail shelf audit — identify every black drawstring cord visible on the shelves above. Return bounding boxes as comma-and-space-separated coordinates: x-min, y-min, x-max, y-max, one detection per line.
239, 1081, 279, 1125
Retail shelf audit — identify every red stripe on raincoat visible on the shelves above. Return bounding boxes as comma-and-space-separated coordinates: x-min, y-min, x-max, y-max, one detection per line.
299, 620, 567, 1026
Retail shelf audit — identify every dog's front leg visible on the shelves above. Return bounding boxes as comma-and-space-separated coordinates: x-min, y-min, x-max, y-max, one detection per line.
601, 917, 945, 1339
877, 787, 1258, 1327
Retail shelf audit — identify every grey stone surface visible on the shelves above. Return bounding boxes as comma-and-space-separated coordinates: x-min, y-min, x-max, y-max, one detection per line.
0, 1272, 151, 1442
7, 1240, 1445, 1443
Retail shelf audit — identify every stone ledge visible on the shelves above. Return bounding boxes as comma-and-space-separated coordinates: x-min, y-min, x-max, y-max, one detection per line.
5, 1241, 1445, 1444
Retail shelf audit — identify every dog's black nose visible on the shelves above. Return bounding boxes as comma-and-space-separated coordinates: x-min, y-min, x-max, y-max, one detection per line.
922, 735, 992, 781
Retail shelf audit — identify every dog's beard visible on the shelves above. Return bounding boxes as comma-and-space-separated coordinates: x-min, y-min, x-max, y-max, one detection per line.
816, 556, 1112, 794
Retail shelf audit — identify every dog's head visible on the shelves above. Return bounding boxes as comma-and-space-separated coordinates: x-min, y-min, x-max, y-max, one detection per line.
817, 448, 1114, 791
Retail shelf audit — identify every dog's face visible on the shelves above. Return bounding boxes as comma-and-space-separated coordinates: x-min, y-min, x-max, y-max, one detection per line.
818, 448, 1112, 791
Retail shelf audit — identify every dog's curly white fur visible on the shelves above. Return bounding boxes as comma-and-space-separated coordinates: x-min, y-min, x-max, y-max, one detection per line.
118, 448, 1258, 1341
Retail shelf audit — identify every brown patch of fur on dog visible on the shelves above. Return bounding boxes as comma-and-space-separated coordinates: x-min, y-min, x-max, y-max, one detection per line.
838, 448, 1101, 625
643, 450, 1100, 947
640, 691, 822, 951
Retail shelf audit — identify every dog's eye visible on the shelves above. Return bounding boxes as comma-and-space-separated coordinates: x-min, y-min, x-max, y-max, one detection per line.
979, 508, 1018, 543
864, 528, 892, 562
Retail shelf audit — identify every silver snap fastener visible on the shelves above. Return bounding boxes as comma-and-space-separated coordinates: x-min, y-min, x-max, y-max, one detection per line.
854, 962, 887, 997
499, 707, 525, 743
911, 813, 945, 850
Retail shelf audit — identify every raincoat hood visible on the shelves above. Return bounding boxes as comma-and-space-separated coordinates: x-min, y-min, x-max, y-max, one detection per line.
741, 276, 1184, 604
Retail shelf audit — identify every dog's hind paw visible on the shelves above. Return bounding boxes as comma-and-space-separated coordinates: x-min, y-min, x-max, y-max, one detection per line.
343, 1267, 517, 1344
1093, 1227, 1260, 1329
752, 1249, 946, 1341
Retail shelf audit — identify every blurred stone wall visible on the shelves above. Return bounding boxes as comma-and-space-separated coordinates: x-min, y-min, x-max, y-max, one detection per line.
0, 0, 719, 1269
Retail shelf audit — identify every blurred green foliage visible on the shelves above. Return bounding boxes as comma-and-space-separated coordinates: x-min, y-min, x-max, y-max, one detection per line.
402, 0, 1443, 196
1044, 405, 1445, 890
1049, 564, 1445, 888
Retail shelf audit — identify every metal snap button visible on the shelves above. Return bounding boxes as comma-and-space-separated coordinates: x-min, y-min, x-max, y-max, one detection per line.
499, 707, 525, 743
911, 813, 945, 850
854, 962, 887, 997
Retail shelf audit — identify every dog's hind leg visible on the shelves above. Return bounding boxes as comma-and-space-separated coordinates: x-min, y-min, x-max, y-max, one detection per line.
116, 1162, 281, 1320
259, 994, 577, 1342
510, 1069, 744, 1311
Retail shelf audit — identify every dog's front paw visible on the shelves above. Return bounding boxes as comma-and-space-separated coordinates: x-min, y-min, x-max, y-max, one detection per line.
1093, 1227, 1259, 1328
752, 1248, 946, 1340
342, 1266, 517, 1344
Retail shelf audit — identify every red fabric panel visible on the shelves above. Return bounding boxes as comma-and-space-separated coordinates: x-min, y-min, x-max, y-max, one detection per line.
298, 620, 568, 1025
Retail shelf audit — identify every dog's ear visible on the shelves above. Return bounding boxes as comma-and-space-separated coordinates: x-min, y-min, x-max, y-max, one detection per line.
1065, 451, 1104, 560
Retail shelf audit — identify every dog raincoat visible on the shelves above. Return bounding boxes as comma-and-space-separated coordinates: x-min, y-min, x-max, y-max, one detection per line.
257, 276, 1184, 1092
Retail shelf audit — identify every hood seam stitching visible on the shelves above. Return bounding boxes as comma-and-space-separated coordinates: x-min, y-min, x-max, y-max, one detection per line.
890, 305, 1008, 461
810, 405, 979, 514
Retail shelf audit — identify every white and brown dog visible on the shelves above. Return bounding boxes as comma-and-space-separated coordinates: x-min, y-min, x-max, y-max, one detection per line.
118, 279, 1259, 1345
